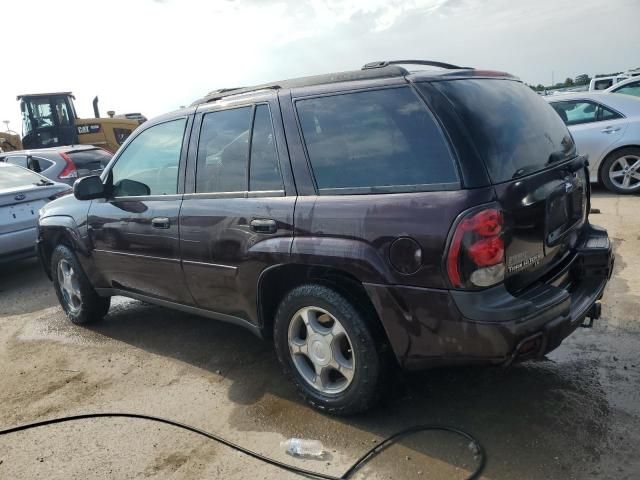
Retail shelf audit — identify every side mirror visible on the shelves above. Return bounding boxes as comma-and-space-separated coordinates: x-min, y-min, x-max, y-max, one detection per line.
113, 179, 150, 197
74, 175, 106, 200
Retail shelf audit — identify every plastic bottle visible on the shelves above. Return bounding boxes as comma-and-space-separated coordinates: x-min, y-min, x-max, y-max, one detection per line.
280, 438, 324, 458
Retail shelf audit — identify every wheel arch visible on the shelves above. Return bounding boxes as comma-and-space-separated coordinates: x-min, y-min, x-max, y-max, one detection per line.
38, 216, 85, 279
257, 263, 388, 344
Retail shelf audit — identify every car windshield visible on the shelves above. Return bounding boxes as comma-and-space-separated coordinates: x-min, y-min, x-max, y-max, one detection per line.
429, 79, 576, 183
0, 165, 46, 189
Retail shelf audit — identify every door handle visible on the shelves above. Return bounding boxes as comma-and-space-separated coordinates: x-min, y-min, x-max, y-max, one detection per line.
250, 218, 277, 234
151, 217, 170, 229
601, 126, 621, 134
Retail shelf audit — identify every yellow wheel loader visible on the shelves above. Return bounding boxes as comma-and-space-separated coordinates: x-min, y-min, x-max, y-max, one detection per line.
17, 92, 143, 153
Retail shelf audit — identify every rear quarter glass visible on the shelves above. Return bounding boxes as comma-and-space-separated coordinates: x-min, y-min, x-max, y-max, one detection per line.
428, 79, 576, 183
294, 86, 459, 193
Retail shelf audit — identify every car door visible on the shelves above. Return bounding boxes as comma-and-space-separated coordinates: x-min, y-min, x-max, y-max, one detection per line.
551, 99, 628, 173
180, 94, 295, 325
87, 116, 194, 304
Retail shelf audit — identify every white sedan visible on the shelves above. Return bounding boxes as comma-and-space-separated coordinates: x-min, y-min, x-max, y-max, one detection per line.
546, 92, 640, 194
0, 163, 70, 262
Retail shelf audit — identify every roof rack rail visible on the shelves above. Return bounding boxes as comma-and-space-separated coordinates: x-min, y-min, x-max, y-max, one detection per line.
204, 87, 242, 96
362, 60, 469, 71
200, 85, 281, 104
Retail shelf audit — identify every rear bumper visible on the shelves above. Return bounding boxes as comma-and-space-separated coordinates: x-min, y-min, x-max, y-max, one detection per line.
0, 226, 38, 263
365, 224, 614, 370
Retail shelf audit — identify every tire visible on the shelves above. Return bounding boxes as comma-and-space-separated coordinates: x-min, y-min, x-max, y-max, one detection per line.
51, 244, 110, 324
600, 147, 640, 194
273, 284, 384, 415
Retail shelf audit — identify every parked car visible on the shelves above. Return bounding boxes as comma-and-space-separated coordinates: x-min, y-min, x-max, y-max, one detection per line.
604, 76, 640, 98
0, 145, 113, 186
589, 75, 629, 91
0, 163, 71, 263
546, 92, 640, 194
37, 61, 614, 414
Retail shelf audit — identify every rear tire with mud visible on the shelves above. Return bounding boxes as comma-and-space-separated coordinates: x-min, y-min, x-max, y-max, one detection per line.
273, 284, 384, 415
51, 244, 110, 325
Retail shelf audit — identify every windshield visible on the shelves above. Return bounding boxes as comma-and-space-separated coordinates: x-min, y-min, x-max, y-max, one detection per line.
25, 98, 55, 131
428, 79, 576, 183
0, 165, 46, 189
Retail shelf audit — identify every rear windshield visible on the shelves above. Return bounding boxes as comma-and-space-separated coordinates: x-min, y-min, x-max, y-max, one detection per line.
69, 148, 112, 171
429, 79, 576, 183
0, 165, 44, 189
295, 87, 458, 194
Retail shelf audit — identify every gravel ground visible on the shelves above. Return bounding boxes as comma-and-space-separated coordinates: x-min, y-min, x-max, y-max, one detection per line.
0, 188, 638, 479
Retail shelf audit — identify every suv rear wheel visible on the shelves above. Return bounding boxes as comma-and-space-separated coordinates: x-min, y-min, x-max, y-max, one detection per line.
274, 284, 382, 414
601, 147, 640, 194
52, 244, 110, 324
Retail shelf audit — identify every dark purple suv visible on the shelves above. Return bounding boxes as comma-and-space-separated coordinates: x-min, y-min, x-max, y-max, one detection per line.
37, 61, 614, 414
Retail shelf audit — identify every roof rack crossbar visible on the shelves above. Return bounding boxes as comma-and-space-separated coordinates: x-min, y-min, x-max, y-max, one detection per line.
362, 60, 469, 71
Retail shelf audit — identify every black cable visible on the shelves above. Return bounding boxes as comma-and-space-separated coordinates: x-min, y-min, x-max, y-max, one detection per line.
0, 412, 485, 480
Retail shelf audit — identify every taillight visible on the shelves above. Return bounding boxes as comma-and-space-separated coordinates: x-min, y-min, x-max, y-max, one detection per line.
58, 152, 77, 179
446, 206, 506, 288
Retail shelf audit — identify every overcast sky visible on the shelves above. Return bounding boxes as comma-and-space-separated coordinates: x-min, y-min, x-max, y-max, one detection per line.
2, 0, 638, 132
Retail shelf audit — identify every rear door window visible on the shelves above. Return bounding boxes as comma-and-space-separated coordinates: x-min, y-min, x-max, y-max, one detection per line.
295, 87, 458, 193
249, 105, 283, 192
6, 155, 28, 168
428, 79, 576, 183
196, 107, 252, 193
550, 100, 622, 125
6, 155, 53, 173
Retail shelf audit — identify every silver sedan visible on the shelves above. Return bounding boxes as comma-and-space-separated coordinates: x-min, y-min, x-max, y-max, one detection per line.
546, 92, 640, 194
0, 163, 71, 263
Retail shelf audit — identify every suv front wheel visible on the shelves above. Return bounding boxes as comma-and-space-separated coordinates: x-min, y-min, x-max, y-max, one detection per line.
52, 244, 110, 324
274, 284, 383, 415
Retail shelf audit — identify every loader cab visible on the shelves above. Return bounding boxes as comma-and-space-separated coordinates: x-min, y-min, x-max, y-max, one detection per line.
19, 92, 79, 149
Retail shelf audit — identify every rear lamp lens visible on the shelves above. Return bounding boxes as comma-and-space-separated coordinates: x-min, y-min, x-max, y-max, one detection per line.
446, 206, 506, 289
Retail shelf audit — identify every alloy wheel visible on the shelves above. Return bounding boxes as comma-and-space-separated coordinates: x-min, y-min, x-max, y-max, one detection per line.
609, 154, 640, 191
287, 306, 355, 394
57, 259, 82, 313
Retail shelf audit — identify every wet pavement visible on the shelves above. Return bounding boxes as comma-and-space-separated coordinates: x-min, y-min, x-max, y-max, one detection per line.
0, 188, 638, 479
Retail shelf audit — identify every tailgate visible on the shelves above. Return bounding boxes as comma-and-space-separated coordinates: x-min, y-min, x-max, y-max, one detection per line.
495, 156, 589, 292
428, 78, 587, 292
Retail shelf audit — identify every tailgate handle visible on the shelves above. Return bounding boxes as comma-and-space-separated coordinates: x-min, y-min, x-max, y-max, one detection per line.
250, 218, 277, 234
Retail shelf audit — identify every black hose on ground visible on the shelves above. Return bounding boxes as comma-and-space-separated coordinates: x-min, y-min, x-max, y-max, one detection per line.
0, 412, 486, 479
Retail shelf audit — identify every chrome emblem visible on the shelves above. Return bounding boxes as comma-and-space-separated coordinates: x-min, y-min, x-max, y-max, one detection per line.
14, 193, 26, 201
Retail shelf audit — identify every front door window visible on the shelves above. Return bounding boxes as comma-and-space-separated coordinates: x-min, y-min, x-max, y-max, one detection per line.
110, 118, 186, 197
